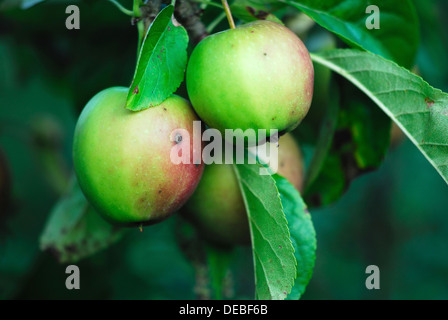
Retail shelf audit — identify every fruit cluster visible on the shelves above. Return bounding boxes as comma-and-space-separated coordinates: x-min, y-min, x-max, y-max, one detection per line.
73, 20, 314, 245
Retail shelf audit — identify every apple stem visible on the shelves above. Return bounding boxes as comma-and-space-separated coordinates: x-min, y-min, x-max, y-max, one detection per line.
133, 0, 144, 55
221, 0, 235, 29
108, 0, 134, 16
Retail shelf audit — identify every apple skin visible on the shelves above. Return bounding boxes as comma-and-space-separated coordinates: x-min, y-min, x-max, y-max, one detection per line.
182, 133, 304, 246
73, 87, 204, 226
184, 162, 250, 246
186, 20, 314, 144
275, 133, 304, 192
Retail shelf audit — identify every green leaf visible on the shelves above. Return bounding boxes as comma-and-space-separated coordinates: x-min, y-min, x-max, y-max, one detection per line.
306, 153, 346, 205
231, 0, 285, 24
304, 81, 339, 189
206, 245, 234, 300
233, 163, 296, 300
273, 175, 316, 300
304, 75, 391, 206
311, 49, 448, 186
340, 85, 391, 169
231, 0, 286, 16
21, 0, 44, 9
40, 179, 127, 263
126, 5, 189, 111
283, 0, 419, 68
413, 0, 448, 89
0, 0, 45, 10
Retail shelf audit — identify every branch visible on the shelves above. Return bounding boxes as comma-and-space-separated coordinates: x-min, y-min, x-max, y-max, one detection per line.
174, 0, 209, 45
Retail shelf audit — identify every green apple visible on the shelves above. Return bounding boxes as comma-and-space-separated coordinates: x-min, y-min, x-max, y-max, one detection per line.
184, 162, 250, 246
273, 132, 304, 192
182, 133, 304, 246
186, 20, 314, 145
73, 87, 204, 226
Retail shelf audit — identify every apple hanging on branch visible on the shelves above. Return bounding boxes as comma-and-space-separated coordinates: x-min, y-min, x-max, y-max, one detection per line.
182, 133, 305, 246
187, 20, 314, 145
73, 87, 204, 226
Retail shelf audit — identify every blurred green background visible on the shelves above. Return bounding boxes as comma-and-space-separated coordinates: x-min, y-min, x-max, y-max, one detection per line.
0, 0, 447, 299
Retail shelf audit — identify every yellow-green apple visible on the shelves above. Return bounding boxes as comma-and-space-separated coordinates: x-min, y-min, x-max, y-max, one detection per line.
186, 20, 314, 145
73, 87, 204, 226
182, 133, 304, 246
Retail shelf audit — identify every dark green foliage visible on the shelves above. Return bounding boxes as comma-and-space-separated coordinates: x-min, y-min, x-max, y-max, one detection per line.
1, 0, 448, 301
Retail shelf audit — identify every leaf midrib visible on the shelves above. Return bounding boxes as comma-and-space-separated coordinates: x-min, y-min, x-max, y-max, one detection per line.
310, 50, 448, 185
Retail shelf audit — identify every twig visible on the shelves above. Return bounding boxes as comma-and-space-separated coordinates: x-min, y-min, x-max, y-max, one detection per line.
193, 0, 223, 9
108, 0, 134, 16
221, 0, 235, 29
174, 0, 209, 44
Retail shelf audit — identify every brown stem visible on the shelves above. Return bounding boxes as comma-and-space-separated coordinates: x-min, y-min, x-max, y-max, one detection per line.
174, 0, 209, 44
137, 0, 208, 46
221, 0, 235, 29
